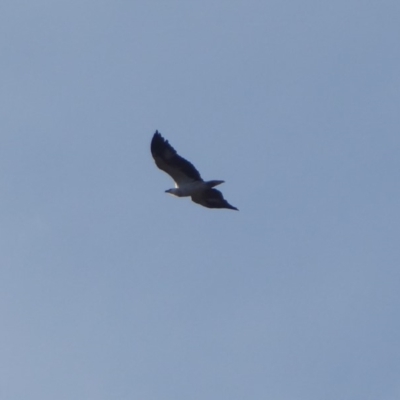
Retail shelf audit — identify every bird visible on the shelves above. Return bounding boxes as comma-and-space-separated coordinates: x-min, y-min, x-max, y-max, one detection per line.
151, 131, 238, 210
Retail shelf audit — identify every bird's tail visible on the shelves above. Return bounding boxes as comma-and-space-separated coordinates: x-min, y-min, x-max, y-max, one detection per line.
206, 180, 225, 188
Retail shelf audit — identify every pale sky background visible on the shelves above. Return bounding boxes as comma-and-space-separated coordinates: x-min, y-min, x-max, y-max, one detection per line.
1, 1, 400, 399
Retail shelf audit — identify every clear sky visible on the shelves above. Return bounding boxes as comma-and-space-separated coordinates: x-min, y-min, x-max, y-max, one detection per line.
1, 1, 399, 399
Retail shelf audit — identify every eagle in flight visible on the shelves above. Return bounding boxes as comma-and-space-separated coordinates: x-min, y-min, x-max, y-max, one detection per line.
151, 131, 238, 210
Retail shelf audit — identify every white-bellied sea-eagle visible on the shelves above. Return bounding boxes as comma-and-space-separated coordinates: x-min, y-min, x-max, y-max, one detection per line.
151, 131, 238, 210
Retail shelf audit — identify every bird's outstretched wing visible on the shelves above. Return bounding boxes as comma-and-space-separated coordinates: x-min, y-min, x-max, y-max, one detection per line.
191, 188, 238, 210
151, 131, 202, 186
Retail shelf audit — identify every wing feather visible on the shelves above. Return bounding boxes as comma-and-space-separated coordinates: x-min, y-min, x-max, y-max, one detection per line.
191, 188, 238, 210
151, 131, 202, 186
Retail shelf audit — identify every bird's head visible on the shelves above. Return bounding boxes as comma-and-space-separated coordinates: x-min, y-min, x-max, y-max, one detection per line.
165, 188, 181, 197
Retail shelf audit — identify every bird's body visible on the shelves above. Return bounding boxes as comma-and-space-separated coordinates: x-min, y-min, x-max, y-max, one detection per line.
151, 131, 238, 210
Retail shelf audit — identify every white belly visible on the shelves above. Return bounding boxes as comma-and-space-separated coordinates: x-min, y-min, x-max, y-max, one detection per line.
178, 181, 206, 196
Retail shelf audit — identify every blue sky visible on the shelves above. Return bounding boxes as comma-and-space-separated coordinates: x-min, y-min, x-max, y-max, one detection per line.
1, 1, 399, 399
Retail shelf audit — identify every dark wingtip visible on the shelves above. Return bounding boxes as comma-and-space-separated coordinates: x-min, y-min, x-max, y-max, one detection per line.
222, 201, 238, 211
151, 130, 165, 150
152, 130, 166, 143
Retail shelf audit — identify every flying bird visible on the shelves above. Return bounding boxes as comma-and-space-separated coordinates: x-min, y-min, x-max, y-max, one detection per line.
151, 131, 238, 210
